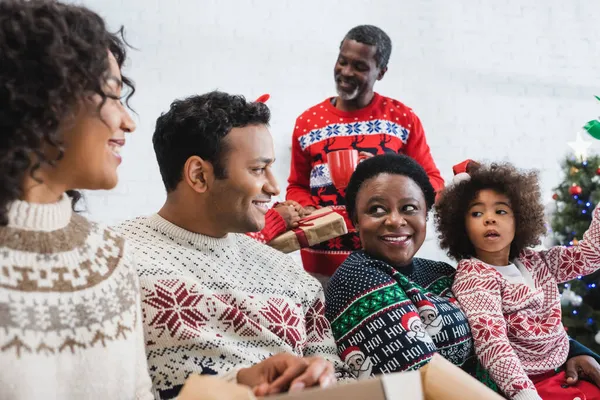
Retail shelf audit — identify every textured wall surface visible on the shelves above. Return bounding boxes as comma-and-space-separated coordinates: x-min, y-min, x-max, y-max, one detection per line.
73, 0, 600, 262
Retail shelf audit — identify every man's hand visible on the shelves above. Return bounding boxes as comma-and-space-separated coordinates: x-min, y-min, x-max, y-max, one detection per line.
237, 353, 336, 396
565, 355, 600, 387
300, 206, 317, 216
273, 204, 301, 229
279, 200, 314, 218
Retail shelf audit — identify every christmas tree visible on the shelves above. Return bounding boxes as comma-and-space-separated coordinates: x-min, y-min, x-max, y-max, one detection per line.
550, 99, 600, 352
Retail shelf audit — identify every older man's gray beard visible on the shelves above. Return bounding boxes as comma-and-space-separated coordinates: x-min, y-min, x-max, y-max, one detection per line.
336, 86, 359, 101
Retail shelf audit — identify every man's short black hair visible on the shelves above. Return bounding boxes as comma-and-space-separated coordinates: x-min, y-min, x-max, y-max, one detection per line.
342, 25, 392, 69
153, 91, 270, 192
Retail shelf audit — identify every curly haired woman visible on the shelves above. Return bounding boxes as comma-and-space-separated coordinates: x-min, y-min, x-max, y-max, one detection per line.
0, 1, 153, 398
436, 161, 600, 400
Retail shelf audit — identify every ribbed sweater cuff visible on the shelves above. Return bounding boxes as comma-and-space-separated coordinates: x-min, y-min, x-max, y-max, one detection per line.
261, 208, 288, 242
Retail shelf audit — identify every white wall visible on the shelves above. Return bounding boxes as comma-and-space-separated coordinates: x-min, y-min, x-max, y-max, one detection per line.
75, 0, 600, 262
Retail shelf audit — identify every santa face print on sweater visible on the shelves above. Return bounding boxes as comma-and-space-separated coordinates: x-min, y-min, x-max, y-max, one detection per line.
416, 300, 444, 336
340, 346, 373, 379
401, 311, 433, 343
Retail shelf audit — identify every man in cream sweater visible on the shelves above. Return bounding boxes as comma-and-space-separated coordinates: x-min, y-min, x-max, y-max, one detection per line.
115, 91, 352, 399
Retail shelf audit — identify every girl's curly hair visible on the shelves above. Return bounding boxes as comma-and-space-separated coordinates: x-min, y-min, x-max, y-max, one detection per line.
0, 0, 135, 226
434, 162, 546, 261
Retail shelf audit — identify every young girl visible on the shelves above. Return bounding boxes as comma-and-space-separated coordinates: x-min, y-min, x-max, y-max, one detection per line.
0, 1, 152, 398
435, 161, 600, 400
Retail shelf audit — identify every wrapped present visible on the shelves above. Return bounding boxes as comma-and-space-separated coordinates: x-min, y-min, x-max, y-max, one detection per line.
178, 375, 256, 400
266, 354, 503, 400
267, 207, 348, 253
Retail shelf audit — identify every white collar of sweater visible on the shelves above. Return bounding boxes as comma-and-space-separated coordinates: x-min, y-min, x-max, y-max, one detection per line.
147, 213, 238, 248
7, 194, 73, 232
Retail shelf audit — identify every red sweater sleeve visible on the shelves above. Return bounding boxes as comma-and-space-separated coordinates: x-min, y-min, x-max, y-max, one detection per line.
403, 113, 445, 193
286, 118, 317, 207
245, 208, 287, 243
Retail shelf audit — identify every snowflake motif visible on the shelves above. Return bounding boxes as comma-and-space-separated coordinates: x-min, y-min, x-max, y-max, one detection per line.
345, 122, 362, 135
311, 165, 325, 179
309, 129, 322, 143
305, 299, 330, 342
299, 136, 308, 149
351, 235, 362, 249
366, 120, 382, 133
328, 237, 343, 250
400, 127, 409, 141
386, 122, 399, 136
526, 312, 559, 336
259, 298, 303, 351
559, 251, 584, 278
506, 313, 527, 334
471, 316, 504, 341
326, 124, 341, 137
143, 280, 208, 339
214, 295, 262, 337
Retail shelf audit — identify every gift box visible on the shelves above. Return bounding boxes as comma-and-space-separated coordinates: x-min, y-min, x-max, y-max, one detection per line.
177, 374, 256, 400
267, 207, 348, 254
266, 354, 503, 400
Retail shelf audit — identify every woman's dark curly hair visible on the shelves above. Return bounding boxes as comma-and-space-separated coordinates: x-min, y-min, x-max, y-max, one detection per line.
345, 154, 436, 223
0, 0, 135, 226
434, 162, 546, 261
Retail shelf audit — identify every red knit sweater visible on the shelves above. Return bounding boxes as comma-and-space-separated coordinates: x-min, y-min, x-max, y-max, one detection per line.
246, 208, 287, 243
286, 93, 444, 276
453, 205, 600, 400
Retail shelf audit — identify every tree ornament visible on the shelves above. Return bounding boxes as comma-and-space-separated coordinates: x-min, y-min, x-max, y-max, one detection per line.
583, 95, 600, 140
572, 295, 583, 307
570, 166, 580, 175
561, 289, 576, 306
596, 167, 600, 175
569, 184, 583, 196
572, 238, 579, 246
585, 119, 600, 140
552, 193, 559, 200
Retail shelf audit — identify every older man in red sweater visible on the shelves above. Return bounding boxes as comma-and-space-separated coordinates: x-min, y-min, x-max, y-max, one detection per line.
286, 25, 444, 281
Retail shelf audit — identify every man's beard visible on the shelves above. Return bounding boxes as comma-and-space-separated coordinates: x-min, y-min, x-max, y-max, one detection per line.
335, 75, 359, 101
336, 85, 359, 101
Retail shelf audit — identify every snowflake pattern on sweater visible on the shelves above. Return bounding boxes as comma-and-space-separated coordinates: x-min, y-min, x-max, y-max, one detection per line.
286, 94, 444, 277
325, 252, 493, 386
115, 214, 352, 399
452, 205, 600, 400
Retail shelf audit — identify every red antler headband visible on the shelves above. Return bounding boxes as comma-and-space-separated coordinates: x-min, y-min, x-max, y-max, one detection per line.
255, 94, 270, 103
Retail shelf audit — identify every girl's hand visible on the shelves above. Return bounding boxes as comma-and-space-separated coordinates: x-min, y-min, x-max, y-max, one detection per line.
565, 355, 600, 387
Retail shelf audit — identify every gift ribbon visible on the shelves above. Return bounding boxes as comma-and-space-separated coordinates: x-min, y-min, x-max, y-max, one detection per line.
292, 210, 335, 248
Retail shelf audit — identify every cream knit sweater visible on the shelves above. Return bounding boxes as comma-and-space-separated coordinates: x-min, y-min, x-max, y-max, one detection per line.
0, 195, 153, 399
